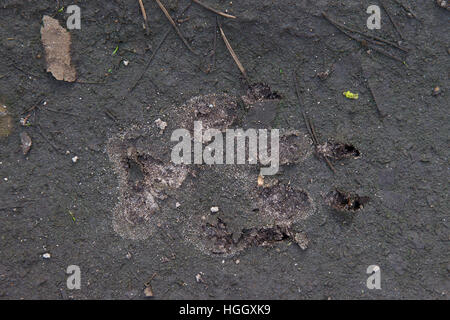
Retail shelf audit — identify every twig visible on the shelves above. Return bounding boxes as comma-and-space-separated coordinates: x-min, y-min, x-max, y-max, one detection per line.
308, 116, 336, 173
203, 17, 218, 73
145, 272, 158, 286
138, 0, 150, 35
293, 71, 335, 173
322, 12, 404, 63
109, 6, 188, 122
37, 124, 60, 152
380, 0, 404, 40
212, 16, 218, 69
392, 0, 417, 19
128, 27, 171, 93
366, 42, 404, 63
322, 12, 408, 52
366, 79, 386, 117
11, 63, 43, 79
104, 108, 118, 122
75, 79, 106, 84
0, 206, 24, 211
44, 107, 88, 118
218, 21, 248, 82
155, 0, 199, 55
192, 0, 236, 19
179, 1, 193, 16
293, 71, 314, 142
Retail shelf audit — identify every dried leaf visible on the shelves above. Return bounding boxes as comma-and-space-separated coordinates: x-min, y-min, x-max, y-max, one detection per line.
143, 285, 154, 297
20, 132, 32, 155
40, 15, 76, 82
0, 104, 13, 138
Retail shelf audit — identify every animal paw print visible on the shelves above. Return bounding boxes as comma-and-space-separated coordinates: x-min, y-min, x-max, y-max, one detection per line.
107, 86, 363, 256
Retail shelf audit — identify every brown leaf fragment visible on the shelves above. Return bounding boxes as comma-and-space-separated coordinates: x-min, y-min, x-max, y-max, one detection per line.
20, 132, 32, 155
143, 285, 154, 298
40, 15, 76, 82
0, 104, 13, 138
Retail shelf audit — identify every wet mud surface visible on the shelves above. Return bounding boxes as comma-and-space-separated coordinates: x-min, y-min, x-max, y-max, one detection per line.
0, 1, 449, 299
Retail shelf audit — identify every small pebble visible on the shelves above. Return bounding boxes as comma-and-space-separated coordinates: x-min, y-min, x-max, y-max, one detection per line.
294, 233, 309, 250
19, 117, 28, 126
42, 253, 51, 259
432, 86, 441, 96
210, 206, 219, 213
72, 156, 79, 163
195, 272, 204, 283
20, 132, 32, 155
123, 60, 129, 66
154, 118, 167, 133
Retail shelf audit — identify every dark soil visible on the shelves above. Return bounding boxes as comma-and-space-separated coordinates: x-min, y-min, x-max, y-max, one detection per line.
0, 0, 449, 299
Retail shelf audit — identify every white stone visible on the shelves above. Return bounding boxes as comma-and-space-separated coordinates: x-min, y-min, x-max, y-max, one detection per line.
154, 118, 167, 133
210, 206, 219, 213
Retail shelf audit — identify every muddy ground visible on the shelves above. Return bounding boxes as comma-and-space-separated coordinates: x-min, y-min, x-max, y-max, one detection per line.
0, 0, 449, 299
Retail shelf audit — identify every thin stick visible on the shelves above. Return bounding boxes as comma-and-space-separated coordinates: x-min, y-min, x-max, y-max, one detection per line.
204, 17, 218, 73
44, 107, 79, 117
104, 108, 118, 122
307, 117, 319, 146
128, 27, 171, 93
322, 12, 404, 63
308, 117, 336, 173
392, 0, 417, 19
75, 79, 105, 84
380, 0, 404, 40
138, 0, 150, 35
322, 12, 408, 52
0, 206, 24, 211
293, 71, 314, 142
212, 17, 218, 69
293, 71, 335, 173
218, 22, 248, 81
37, 124, 60, 152
192, 0, 236, 19
179, 1, 193, 16
155, 0, 199, 55
366, 79, 386, 117
366, 42, 404, 63
11, 63, 43, 79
